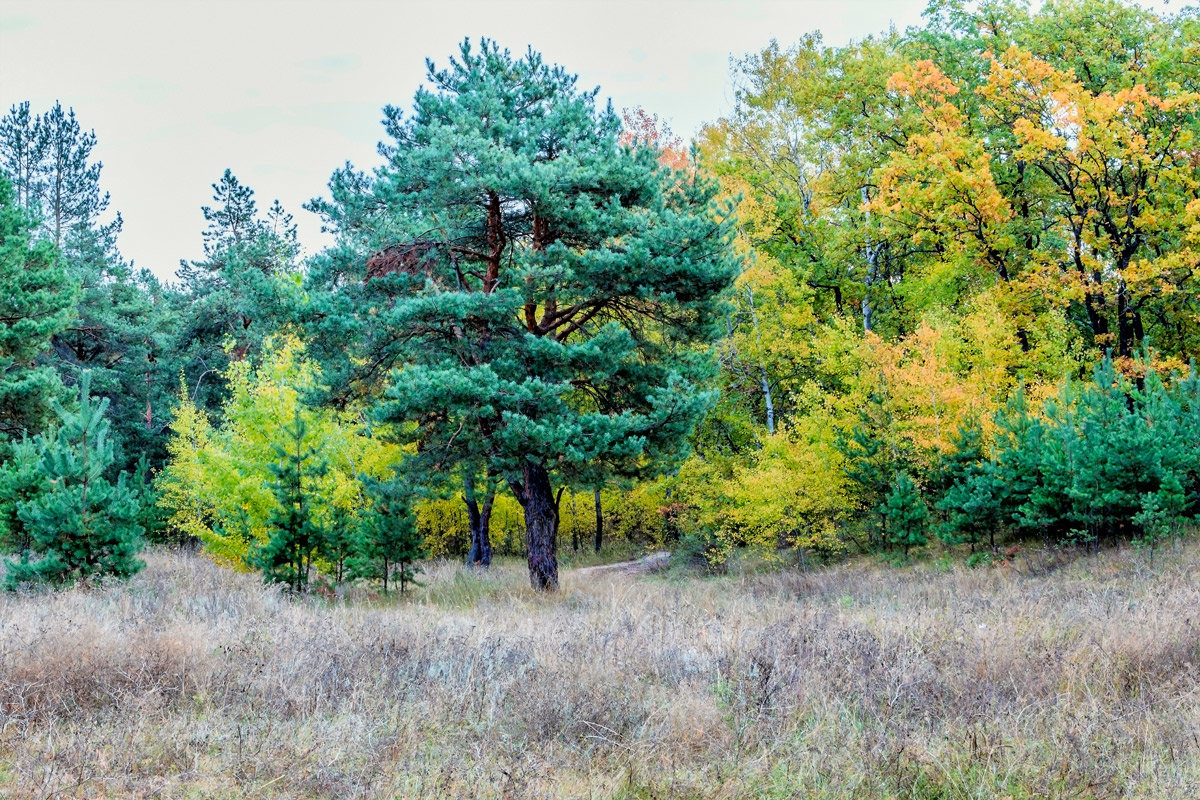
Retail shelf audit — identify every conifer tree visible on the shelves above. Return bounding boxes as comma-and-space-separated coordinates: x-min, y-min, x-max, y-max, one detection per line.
308, 39, 740, 590
255, 412, 325, 592
175, 170, 300, 415
320, 505, 358, 584
1, 102, 174, 477
350, 477, 423, 593
0, 436, 47, 556
4, 372, 145, 588
883, 472, 928, 557
0, 175, 75, 437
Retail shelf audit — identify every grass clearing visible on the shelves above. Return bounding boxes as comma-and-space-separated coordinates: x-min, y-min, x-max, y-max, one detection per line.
2, 542, 1200, 797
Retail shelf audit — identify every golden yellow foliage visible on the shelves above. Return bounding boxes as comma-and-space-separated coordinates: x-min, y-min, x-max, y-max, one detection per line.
157, 336, 403, 567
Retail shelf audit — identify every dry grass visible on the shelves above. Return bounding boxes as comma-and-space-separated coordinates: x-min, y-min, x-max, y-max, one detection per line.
2, 542, 1200, 798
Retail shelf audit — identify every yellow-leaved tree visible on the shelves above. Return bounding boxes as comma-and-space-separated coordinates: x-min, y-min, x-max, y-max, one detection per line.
157, 335, 403, 569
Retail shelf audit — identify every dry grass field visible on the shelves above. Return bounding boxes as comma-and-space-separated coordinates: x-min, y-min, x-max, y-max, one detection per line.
3, 542, 1200, 799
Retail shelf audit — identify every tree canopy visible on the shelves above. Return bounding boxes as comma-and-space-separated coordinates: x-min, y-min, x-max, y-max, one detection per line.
306, 39, 741, 589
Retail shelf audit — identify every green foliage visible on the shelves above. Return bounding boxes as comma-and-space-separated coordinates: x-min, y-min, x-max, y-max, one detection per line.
933, 422, 1004, 551
0, 174, 75, 437
253, 413, 327, 592
3, 372, 144, 589
883, 472, 928, 557
934, 356, 1200, 549
8, 4, 1200, 584
1, 101, 172, 476
307, 38, 741, 590
0, 436, 47, 555
320, 504, 358, 584
155, 336, 403, 572
350, 477, 424, 593
174, 169, 301, 417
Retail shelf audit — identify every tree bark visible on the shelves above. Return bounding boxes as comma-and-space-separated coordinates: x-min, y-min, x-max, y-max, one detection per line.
464, 473, 494, 568
512, 461, 559, 591
1116, 279, 1142, 359
745, 285, 775, 435
861, 187, 879, 334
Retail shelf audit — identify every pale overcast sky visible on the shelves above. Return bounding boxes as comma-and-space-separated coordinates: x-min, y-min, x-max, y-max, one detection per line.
0, 0, 1145, 282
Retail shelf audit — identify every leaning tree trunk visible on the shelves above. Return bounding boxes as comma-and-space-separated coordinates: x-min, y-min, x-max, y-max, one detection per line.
513, 461, 559, 591
464, 473, 494, 568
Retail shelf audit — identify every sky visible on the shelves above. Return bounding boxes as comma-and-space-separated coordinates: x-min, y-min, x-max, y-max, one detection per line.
0, 0, 1134, 281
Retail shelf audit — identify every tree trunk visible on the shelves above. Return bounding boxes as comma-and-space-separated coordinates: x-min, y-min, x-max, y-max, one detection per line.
594, 488, 603, 553
861, 187, 879, 335
1116, 279, 1142, 360
745, 285, 776, 435
464, 473, 494, 568
513, 461, 559, 591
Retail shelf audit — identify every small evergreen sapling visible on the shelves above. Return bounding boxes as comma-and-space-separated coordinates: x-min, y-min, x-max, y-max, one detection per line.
4, 372, 145, 588
350, 477, 423, 593
254, 413, 326, 592
883, 472, 928, 558
320, 504, 358, 584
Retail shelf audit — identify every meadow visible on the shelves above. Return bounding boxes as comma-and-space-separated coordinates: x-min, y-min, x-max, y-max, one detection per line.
3, 543, 1200, 799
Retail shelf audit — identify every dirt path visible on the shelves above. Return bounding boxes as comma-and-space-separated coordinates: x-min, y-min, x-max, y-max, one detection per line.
572, 551, 671, 576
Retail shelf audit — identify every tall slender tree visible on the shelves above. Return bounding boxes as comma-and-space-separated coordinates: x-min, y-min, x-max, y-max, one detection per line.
1, 102, 174, 475
0, 175, 75, 438
174, 169, 301, 415
255, 412, 326, 592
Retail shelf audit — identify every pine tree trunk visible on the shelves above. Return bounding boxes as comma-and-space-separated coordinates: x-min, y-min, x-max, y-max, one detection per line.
464, 473, 494, 568
514, 461, 559, 591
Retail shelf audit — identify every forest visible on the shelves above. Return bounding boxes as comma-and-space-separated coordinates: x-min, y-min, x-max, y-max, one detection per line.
4, 0, 1200, 797
3, 1, 1200, 593
1, 1, 1199, 596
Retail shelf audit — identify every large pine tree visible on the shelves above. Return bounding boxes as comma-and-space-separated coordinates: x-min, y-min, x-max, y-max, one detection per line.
1, 102, 175, 475
174, 169, 300, 416
308, 40, 740, 590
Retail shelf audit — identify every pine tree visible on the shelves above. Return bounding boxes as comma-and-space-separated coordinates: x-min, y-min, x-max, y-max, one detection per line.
0, 436, 47, 556
2, 102, 174, 478
0, 175, 76, 437
883, 472, 928, 558
932, 421, 1004, 552
4, 372, 145, 588
175, 170, 300, 416
254, 412, 325, 592
0, 102, 44, 212
320, 504, 358, 584
349, 477, 424, 593
308, 39, 740, 590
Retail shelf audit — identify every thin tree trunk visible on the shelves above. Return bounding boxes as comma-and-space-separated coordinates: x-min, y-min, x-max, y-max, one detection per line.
512, 461, 559, 591
861, 187, 879, 334
464, 473, 494, 568
594, 488, 603, 553
1116, 279, 1142, 360
745, 285, 775, 435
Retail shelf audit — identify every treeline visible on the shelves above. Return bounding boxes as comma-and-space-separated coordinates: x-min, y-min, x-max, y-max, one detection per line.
676, 0, 1200, 564
0, 39, 738, 592
2, 0, 1199, 592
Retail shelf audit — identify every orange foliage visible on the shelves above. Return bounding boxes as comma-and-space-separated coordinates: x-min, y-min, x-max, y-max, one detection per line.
620, 106, 690, 171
